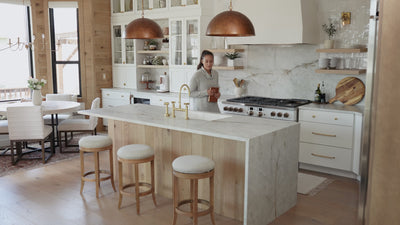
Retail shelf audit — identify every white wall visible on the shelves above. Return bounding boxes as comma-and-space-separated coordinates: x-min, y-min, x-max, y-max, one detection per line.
214, 0, 370, 105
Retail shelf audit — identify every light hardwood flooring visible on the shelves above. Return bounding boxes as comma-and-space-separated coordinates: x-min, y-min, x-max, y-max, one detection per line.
0, 155, 358, 225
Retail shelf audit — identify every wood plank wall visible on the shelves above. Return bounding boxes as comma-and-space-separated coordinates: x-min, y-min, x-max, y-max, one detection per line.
365, 0, 400, 224
30, 0, 112, 122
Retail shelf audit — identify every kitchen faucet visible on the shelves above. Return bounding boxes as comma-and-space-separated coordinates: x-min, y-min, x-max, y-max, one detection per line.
171, 84, 191, 119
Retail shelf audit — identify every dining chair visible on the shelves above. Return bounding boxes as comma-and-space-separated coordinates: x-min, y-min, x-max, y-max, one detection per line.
7, 106, 54, 164
0, 119, 10, 155
57, 97, 100, 153
43, 94, 77, 125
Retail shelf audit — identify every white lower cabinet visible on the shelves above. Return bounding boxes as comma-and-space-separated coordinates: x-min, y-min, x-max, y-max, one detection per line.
150, 95, 178, 106
299, 108, 363, 179
102, 89, 132, 126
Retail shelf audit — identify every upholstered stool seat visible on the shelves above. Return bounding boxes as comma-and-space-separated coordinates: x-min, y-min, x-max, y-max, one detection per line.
172, 155, 216, 225
117, 144, 156, 214
79, 135, 116, 198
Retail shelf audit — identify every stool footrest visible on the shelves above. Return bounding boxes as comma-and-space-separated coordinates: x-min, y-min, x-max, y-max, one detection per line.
175, 199, 212, 217
82, 170, 112, 182
120, 182, 153, 197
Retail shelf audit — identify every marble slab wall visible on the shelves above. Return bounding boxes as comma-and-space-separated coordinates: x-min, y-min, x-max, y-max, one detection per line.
216, 0, 370, 106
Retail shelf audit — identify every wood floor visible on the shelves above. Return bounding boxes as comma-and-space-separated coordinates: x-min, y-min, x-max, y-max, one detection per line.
0, 155, 359, 225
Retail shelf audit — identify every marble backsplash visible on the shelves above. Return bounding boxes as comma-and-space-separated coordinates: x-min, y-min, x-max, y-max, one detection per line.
216, 0, 370, 106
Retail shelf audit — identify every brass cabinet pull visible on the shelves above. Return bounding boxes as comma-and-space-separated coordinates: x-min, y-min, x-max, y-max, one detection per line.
334, 117, 338, 120
312, 132, 336, 137
311, 153, 336, 159
106, 94, 110, 96
312, 115, 316, 118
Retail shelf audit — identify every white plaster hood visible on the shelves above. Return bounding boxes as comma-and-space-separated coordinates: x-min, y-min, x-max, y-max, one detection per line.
226, 0, 319, 45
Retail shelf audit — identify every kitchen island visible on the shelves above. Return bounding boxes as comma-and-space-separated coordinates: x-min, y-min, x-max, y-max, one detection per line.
79, 104, 299, 225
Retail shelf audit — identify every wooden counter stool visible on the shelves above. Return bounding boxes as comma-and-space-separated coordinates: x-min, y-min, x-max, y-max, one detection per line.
79, 135, 116, 198
117, 144, 156, 214
172, 155, 216, 225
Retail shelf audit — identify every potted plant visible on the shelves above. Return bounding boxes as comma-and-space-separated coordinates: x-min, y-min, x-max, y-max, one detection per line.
225, 52, 240, 67
322, 23, 337, 49
148, 39, 158, 50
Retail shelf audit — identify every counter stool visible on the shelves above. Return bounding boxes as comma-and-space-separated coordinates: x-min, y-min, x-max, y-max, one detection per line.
117, 144, 156, 214
172, 155, 216, 225
79, 135, 116, 198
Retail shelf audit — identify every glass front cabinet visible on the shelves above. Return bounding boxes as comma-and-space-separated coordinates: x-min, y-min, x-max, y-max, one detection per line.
137, 0, 167, 12
170, 18, 202, 67
112, 0, 134, 14
112, 24, 135, 65
170, 0, 199, 8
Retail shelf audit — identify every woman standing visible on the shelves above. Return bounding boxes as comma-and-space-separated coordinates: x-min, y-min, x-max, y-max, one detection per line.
189, 50, 221, 112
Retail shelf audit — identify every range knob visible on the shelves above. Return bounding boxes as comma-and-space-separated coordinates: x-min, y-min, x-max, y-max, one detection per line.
223, 106, 229, 111
284, 113, 289, 118
270, 111, 276, 117
249, 111, 254, 116
258, 112, 263, 117
238, 108, 243, 112
277, 112, 283, 117
228, 107, 233, 111
233, 108, 238, 112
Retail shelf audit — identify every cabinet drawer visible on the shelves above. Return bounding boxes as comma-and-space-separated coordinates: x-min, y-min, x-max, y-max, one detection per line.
299, 109, 354, 126
299, 142, 352, 171
102, 91, 130, 100
300, 122, 353, 149
102, 99, 130, 108
151, 96, 178, 106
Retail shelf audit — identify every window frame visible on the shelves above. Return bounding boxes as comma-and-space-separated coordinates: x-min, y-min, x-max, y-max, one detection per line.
49, 7, 82, 96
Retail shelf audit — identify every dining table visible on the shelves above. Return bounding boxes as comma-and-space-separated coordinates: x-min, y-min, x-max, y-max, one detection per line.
0, 101, 81, 154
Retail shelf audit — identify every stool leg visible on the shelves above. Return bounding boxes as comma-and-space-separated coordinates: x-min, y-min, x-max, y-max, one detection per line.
151, 159, 157, 206
118, 161, 123, 209
210, 175, 216, 225
172, 174, 178, 225
109, 148, 116, 192
193, 179, 198, 225
190, 179, 194, 217
94, 151, 100, 198
135, 164, 140, 215
80, 150, 85, 195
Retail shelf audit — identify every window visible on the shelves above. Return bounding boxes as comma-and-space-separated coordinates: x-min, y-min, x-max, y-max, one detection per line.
49, 5, 81, 96
0, 2, 33, 101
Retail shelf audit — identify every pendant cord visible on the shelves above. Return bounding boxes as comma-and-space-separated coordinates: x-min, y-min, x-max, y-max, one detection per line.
141, 0, 144, 18
229, 0, 232, 11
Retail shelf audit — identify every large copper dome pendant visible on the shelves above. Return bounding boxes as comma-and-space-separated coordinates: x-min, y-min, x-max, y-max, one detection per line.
206, 10, 255, 37
124, 18, 163, 39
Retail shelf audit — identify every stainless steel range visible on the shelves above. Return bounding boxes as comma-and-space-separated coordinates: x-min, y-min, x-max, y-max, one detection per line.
219, 96, 311, 121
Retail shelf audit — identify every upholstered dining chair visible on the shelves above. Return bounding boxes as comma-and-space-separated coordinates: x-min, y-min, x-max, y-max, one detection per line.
0, 119, 9, 155
43, 93, 77, 125
7, 106, 54, 164
57, 97, 100, 153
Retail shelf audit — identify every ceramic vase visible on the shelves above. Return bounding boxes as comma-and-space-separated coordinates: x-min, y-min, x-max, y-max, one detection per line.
234, 87, 244, 97
227, 59, 235, 67
324, 40, 334, 49
32, 89, 42, 106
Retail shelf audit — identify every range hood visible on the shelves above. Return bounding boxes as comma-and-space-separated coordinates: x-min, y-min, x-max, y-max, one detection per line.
226, 0, 319, 45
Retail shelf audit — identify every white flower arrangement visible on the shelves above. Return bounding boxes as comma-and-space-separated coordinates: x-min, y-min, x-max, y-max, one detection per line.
27, 78, 47, 90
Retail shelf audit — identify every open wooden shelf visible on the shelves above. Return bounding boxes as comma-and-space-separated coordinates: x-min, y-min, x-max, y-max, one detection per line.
137, 65, 169, 69
207, 49, 245, 53
137, 50, 169, 54
316, 48, 368, 53
214, 66, 244, 70
315, 69, 367, 75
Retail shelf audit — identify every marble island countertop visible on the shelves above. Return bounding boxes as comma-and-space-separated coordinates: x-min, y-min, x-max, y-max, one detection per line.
79, 104, 298, 142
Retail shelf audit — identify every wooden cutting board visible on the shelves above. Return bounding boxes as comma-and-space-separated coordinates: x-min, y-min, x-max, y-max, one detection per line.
329, 77, 365, 105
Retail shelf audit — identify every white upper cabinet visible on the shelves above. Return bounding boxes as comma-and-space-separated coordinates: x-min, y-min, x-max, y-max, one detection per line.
112, 0, 134, 14
227, 0, 319, 45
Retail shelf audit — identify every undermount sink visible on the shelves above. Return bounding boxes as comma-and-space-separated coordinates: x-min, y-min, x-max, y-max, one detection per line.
174, 110, 232, 121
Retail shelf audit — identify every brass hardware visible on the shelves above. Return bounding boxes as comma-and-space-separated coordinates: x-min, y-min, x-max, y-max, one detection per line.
159, 99, 162, 101
178, 84, 191, 110
312, 132, 337, 137
149, 8, 153, 10
341, 12, 351, 26
171, 84, 191, 119
123, 83, 126, 86
107, 94, 110, 96
121, 95, 124, 97
184, 103, 190, 120
164, 102, 170, 117
334, 117, 338, 120
311, 153, 336, 160
171, 101, 176, 117
123, 61, 126, 64
312, 115, 316, 118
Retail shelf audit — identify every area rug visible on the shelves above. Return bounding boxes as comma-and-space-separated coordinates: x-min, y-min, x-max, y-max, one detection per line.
297, 172, 333, 196
0, 133, 92, 177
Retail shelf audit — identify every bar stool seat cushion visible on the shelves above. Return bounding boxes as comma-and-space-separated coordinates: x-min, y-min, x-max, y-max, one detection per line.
117, 144, 154, 160
172, 155, 215, 174
79, 136, 112, 149
0, 120, 8, 133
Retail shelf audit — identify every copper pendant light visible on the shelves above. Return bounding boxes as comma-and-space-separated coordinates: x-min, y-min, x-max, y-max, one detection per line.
124, 0, 163, 39
206, 0, 255, 37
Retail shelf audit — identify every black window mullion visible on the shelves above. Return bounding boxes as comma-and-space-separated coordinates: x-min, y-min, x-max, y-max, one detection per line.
49, 8, 58, 93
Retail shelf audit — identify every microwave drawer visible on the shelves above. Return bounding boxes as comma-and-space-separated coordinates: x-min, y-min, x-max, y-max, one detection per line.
300, 122, 353, 149
299, 109, 354, 126
299, 142, 352, 171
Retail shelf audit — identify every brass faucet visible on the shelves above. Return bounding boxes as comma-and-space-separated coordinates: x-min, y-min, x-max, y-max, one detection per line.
171, 84, 191, 119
